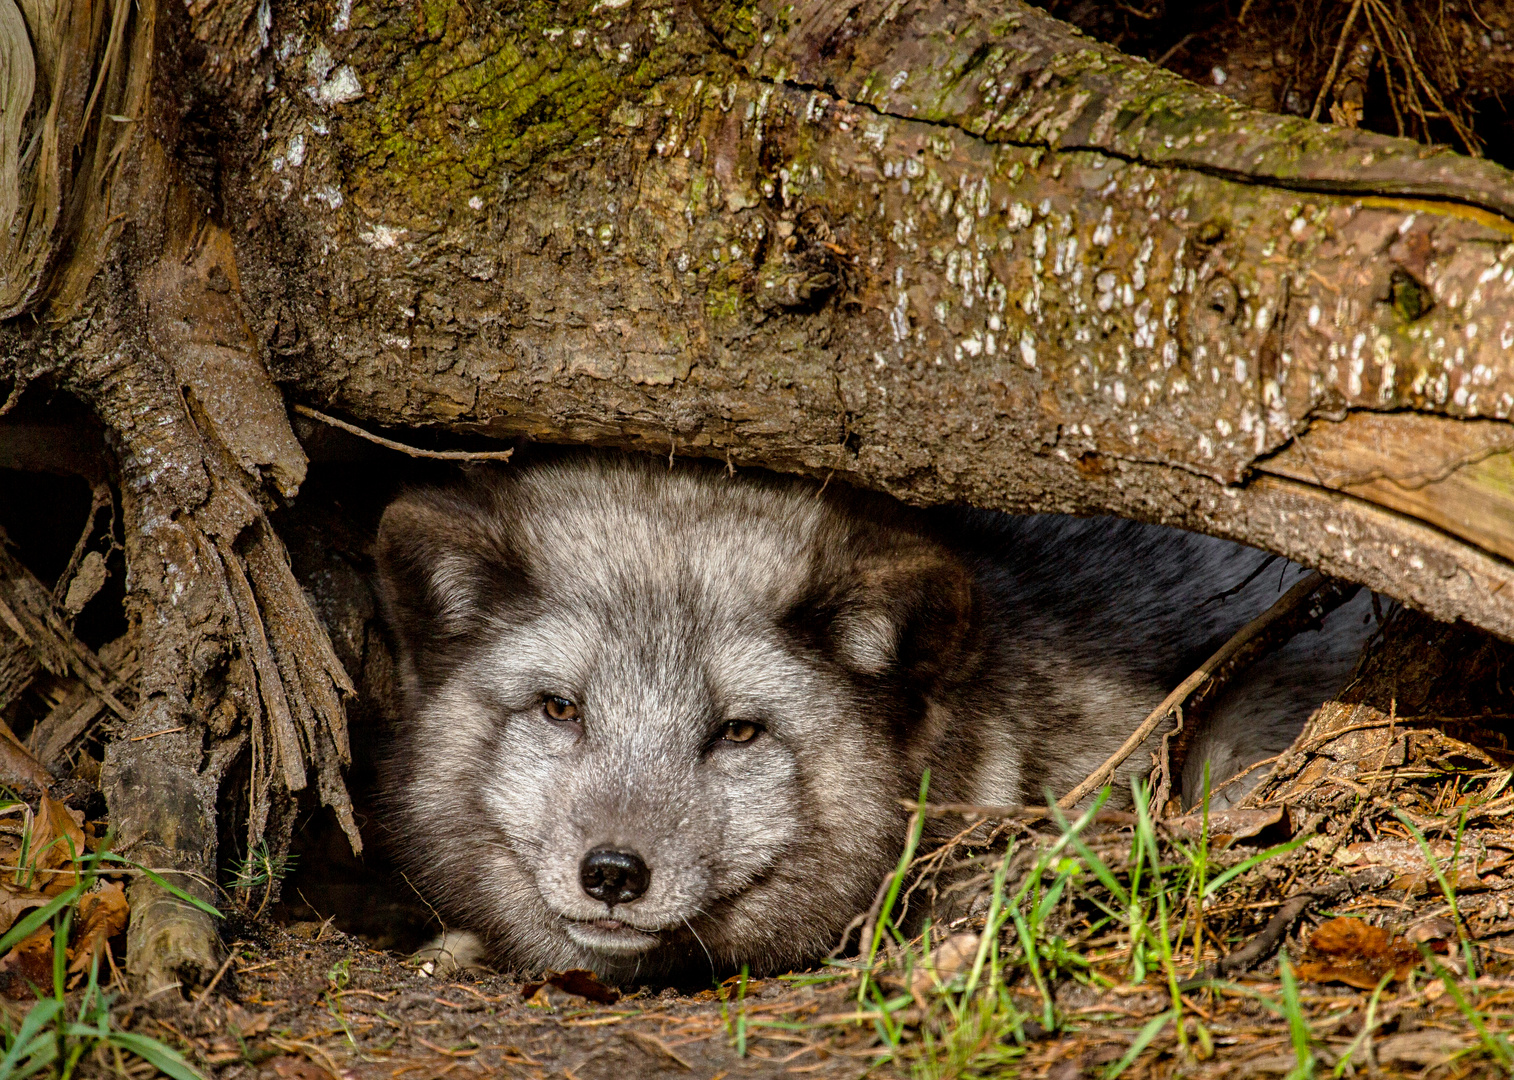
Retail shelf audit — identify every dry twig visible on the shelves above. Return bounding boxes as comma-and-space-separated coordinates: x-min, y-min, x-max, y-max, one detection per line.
293, 404, 514, 462
1059, 572, 1357, 810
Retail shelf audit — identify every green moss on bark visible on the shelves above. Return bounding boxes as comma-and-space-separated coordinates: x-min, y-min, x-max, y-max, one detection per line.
335, 1, 714, 218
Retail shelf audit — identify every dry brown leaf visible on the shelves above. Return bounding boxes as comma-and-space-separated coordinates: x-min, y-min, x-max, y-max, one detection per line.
67, 881, 127, 974
0, 925, 54, 998
522, 968, 621, 1005
1296, 917, 1421, 989
0, 885, 49, 939
21, 797, 86, 896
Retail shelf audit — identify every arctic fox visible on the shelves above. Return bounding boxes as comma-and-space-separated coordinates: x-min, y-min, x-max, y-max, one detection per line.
374, 453, 1369, 981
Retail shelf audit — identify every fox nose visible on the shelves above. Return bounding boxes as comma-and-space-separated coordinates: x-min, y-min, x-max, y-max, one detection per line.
579, 848, 651, 905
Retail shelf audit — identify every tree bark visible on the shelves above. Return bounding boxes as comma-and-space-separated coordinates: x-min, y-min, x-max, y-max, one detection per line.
4, 0, 1514, 984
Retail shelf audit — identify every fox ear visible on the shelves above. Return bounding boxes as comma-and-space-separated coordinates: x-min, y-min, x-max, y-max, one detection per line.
374, 480, 532, 682
790, 537, 976, 682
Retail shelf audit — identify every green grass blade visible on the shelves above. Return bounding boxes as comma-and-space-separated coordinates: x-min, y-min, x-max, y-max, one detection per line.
1430, 959, 1514, 1070
858, 770, 929, 1002
1279, 955, 1315, 1079
92, 854, 223, 918
1394, 810, 1476, 978
1103, 1008, 1174, 1079
1203, 835, 1311, 898
95, 1031, 207, 1080
0, 999, 65, 1080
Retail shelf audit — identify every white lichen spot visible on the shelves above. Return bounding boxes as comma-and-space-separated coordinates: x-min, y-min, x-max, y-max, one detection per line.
1215, 417, 1233, 436
310, 65, 363, 106
1211, 66, 1227, 85
1019, 330, 1037, 369
1007, 202, 1032, 230
1233, 358, 1248, 383
1063, 236, 1079, 275
307, 41, 334, 80
960, 334, 983, 357
359, 223, 405, 248
1162, 339, 1179, 368
1133, 299, 1155, 348
1091, 206, 1114, 246
890, 70, 909, 90
1032, 224, 1047, 259
890, 292, 911, 342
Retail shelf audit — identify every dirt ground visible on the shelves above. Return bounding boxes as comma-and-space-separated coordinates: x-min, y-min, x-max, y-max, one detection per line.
4, 0, 1514, 1077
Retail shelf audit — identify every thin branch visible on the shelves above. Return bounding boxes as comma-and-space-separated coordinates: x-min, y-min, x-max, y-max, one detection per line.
292, 404, 514, 462
1057, 570, 1345, 810
1310, 0, 1365, 121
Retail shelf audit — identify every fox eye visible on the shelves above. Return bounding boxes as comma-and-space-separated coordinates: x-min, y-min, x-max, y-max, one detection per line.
721, 720, 762, 744
543, 696, 579, 722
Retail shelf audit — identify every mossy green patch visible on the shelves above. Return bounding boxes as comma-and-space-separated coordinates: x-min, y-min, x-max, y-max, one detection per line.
335, 0, 714, 218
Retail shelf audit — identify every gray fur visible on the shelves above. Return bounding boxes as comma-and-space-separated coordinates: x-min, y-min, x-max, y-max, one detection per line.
374, 454, 1371, 982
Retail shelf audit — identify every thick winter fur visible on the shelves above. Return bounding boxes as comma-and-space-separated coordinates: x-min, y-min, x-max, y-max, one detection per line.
373, 454, 1371, 982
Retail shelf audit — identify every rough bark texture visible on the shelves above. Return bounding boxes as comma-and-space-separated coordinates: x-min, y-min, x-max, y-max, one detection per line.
4, 0, 1514, 984
236, 0, 1514, 635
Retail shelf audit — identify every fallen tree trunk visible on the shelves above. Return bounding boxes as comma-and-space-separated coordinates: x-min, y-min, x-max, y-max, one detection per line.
237, 0, 1514, 635
3, 0, 1514, 985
